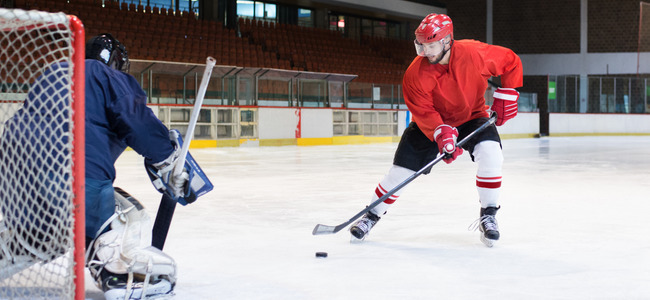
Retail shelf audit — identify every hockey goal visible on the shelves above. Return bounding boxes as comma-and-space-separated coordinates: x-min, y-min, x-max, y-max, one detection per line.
0, 8, 85, 300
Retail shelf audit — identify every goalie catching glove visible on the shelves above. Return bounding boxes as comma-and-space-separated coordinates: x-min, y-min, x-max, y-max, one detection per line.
145, 129, 213, 205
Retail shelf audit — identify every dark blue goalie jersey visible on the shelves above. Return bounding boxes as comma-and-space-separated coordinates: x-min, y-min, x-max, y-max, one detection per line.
84, 59, 174, 181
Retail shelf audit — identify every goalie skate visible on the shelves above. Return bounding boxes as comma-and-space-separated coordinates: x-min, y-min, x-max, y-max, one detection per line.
101, 271, 174, 300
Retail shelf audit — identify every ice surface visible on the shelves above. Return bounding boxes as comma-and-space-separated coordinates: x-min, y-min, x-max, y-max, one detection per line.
86, 136, 650, 299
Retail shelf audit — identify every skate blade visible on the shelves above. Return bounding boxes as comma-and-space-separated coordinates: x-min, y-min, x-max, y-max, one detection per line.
103, 280, 174, 300
480, 235, 496, 248
349, 234, 366, 244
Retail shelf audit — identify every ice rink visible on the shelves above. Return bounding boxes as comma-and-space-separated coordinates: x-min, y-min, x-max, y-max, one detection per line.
85, 135, 650, 299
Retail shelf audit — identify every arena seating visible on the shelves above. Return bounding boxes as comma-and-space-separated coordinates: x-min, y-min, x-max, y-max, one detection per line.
12, 0, 413, 84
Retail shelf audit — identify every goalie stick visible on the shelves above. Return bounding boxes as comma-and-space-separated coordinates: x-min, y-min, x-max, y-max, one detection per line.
152, 57, 216, 250
312, 113, 498, 235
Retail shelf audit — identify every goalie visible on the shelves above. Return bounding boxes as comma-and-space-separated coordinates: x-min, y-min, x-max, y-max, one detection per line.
0, 33, 208, 297
82, 33, 206, 299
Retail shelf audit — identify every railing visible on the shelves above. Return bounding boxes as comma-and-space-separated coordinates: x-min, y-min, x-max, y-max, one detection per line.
129, 60, 409, 109
128, 59, 551, 141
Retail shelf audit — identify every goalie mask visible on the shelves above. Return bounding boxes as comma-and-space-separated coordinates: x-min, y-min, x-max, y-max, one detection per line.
414, 13, 453, 59
86, 33, 130, 73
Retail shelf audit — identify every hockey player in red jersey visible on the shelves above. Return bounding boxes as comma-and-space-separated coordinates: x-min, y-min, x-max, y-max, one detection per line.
350, 13, 523, 247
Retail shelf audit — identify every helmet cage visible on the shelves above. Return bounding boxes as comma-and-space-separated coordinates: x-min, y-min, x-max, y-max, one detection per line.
86, 33, 130, 73
107, 42, 129, 73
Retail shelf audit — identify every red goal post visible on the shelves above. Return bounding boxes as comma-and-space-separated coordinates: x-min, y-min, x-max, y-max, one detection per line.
0, 8, 85, 300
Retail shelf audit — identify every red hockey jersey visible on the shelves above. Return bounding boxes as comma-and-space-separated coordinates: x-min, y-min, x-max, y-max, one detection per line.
402, 39, 523, 141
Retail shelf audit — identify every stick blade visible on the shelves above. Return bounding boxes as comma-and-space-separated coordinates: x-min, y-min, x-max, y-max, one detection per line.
312, 224, 339, 235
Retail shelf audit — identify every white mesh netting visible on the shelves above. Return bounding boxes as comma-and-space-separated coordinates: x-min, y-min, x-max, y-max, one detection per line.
0, 8, 79, 300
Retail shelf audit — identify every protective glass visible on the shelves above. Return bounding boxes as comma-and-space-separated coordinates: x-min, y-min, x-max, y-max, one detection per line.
414, 39, 445, 57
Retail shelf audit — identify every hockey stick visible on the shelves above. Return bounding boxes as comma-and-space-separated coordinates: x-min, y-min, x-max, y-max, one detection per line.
312, 113, 498, 235
152, 57, 216, 250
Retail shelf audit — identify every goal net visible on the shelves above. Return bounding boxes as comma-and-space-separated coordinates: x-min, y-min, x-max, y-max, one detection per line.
0, 8, 85, 300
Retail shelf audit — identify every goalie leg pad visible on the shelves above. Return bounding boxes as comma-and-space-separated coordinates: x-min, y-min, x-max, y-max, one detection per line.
87, 188, 177, 299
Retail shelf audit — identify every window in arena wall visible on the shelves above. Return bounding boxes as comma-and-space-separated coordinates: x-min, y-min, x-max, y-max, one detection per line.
216, 108, 238, 139
181, 0, 198, 15
361, 18, 372, 36
333, 110, 398, 136
387, 22, 400, 39
161, 106, 214, 139
147, 1, 168, 10
256, 2, 276, 19
239, 108, 258, 138
156, 106, 247, 139
345, 16, 361, 39
117, 1, 182, 12
237, 1, 254, 17
329, 14, 345, 33
298, 8, 313, 28
237, 1, 277, 22
373, 20, 387, 38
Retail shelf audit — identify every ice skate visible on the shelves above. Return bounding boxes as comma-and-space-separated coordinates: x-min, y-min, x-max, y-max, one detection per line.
350, 211, 380, 241
470, 206, 500, 247
99, 270, 174, 300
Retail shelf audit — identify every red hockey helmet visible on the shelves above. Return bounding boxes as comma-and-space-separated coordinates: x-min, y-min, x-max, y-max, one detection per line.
414, 14, 453, 57
415, 13, 453, 44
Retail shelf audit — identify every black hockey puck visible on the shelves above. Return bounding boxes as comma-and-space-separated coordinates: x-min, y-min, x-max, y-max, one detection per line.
315, 252, 328, 258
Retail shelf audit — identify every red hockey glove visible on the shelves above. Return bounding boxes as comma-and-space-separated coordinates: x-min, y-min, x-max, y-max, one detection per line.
433, 124, 463, 164
491, 88, 520, 126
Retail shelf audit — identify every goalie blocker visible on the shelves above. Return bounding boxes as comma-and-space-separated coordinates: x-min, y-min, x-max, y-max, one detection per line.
145, 129, 213, 206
